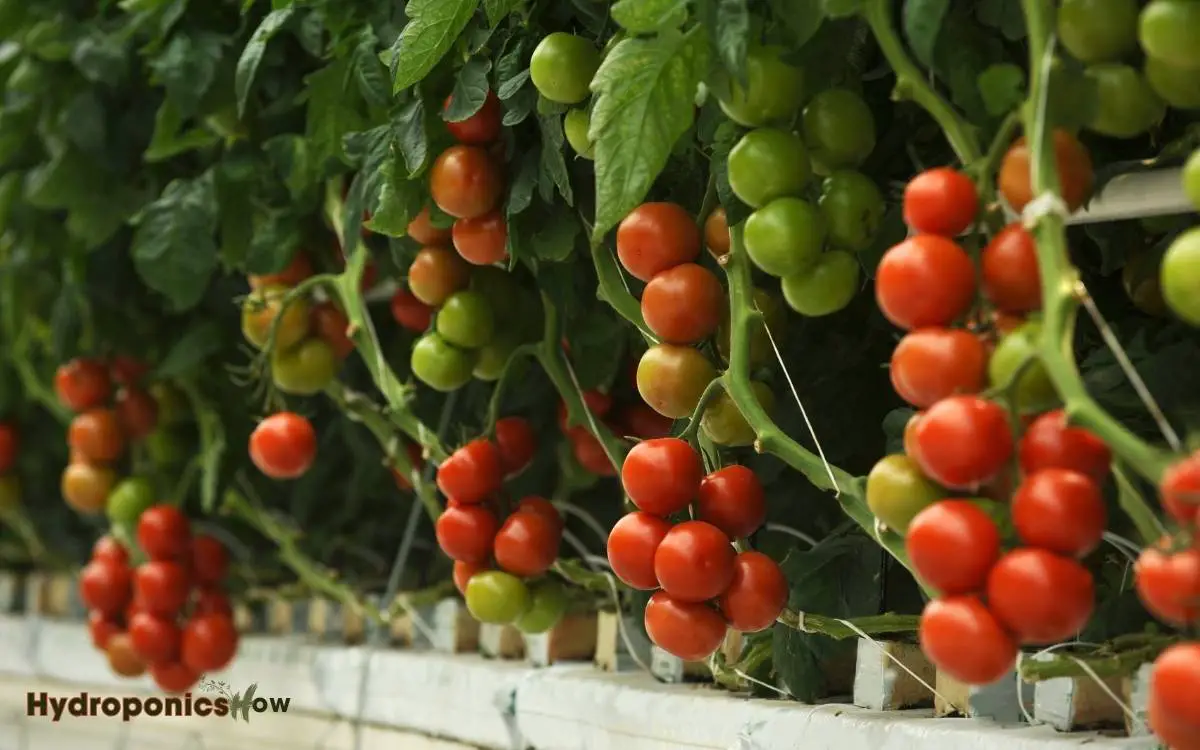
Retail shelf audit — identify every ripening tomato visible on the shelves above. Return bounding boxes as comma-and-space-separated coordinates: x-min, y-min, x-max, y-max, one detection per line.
181, 614, 239, 673
0, 423, 17, 473
644, 591, 727, 662
876, 235, 976, 330
80, 559, 132, 616
62, 463, 116, 514
430, 145, 504, 220
621, 438, 703, 517
68, 409, 126, 463
452, 211, 508, 265
889, 328, 987, 408
107, 633, 147, 678
409, 246, 472, 307
437, 439, 503, 505
517, 496, 563, 531
115, 387, 158, 440
982, 224, 1042, 313
986, 548, 1095, 645
408, 207, 453, 246
250, 412, 317, 480
136, 505, 192, 561
1011, 469, 1105, 557
129, 611, 182, 664
444, 90, 502, 145
134, 561, 190, 618
615, 203, 701, 282
494, 417, 536, 477
704, 207, 731, 259
55, 357, 111, 412
906, 500, 1001, 595
653, 521, 736, 603
109, 355, 149, 388
453, 560, 486, 596
919, 596, 1017, 685
151, 661, 199, 694
1134, 540, 1200, 626
310, 302, 354, 359
636, 344, 717, 419
641, 263, 724, 344
571, 429, 617, 476
435, 504, 498, 564
903, 168, 979, 236
866, 454, 943, 534
998, 130, 1094, 214
248, 252, 312, 289
912, 396, 1013, 489
695, 465, 765, 539
718, 551, 787, 632
1148, 642, 1200, 750
494, 510, 560, 577
1018, 409, 1111, 483
240, 285, 311, 352
608, 511, 672, 590
88, 610, 121, 651
618, 403, 675, 440
191, 535, 229, 586
465, 570, 530, 624
92, 535, 129, 566
1161, 453, 1200, 525
391, 287, 434, 332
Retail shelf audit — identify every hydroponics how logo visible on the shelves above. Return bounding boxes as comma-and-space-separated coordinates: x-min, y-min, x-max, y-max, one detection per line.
26, 681, 290, 723
199, 679, 291, 723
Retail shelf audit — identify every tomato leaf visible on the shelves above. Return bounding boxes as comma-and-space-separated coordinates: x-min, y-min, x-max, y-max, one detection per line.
536, 113, 573, 207
306, 60, 368, 167
351, 27, 392, 109
391, 96, 429, 177
246, 208, 302, 275
483, 0, 525, 27
704, 0, 750, 85
711, 120, 750, 225
149, 30, 227, 118
505, 149, 539, 217
443, 57, 492, 122
235, 8, 294, 117
589, 29, 706, 241
388, 0, 477, 94
130, 173, 220, 312
610, 0, 688, 34
976, 62, 1025, 118
495, 39, 529, 101
367, 155, 426, 237
501, 87, 537, 126
902, 0, 950, 69
153, 322, 225, 380
975, 0, 1026, 41
145, 99, 221, 163
767, 0, 825, 47
530, 209, 579, 262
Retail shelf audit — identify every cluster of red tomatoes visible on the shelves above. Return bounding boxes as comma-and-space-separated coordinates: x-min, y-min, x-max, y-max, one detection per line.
608, 438, 785, 661
80, 505, 238, 693
0, 420, 19, 510
55, 356, 160, 515
249, 411, 317, 480
557, 376, 673, 477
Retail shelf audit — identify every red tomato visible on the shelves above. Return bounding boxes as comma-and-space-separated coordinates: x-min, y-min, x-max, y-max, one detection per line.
986, 548, 1094, 645
717, 551, 787, 632
875, 235, 976, 330
653, 520, 736, 603
1148, 642, 1200, 750
310, 302, 355, 359
1134, 541, 1200, 626
695, 465, 766, 539
193, 588, 233, 616
390, 287, 434, 332
557, 390, 613, 432
249, 412, 317, 480
115, 388, 158, 440
1011, 469, 1105, 557
430, 145, 504, 220
248, 253, 313, 289
620, 438, 703, 517
1161, 453, 1200, 526
494, 510, 560, 577
92, 535, 129, 566
88, 610, 121, 650
444, 90, 502, 145
0, 423, 17, 472
129, 611, 182, 664
607, 511, 672, 590
889, 328, 987, 408
452, 212, 508, 265
571, 429, 617, 476
190, 535, 229, 586
903, 167, 979, 237
905, 500, 1001, 596
982, 224, 1042, 314
1018, 409, 1111, 484
109, 355, 149, 387
436, 438, 503, 504
615, 203, 701, 282
106, 632, 147, 678
390, 442, 426, 491
453, 560, 487, 595
643, 591, 727, 661
640, 263, 724, 344
912, 395, 1012, 489
150, 661, 199, 694
407, 207, 453, 246
617, 403, 674, 440
494, 417, 536, 477
137, 505, 192, 561
134, 561, 191, 618
68, 409, 126, 463
434, 504, 498, 564
919, 596, 1017, 685
55, 358, 112, 412
517, 497, 563, 531
79, 560, 132, 616
181, 614, 239, 673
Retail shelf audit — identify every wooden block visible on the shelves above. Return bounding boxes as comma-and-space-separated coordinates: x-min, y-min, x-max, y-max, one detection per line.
23, 574, 49, 617
935, 668, 1031, 722
389, 610, 414, 646
650, 645, 711, 683
1122, 663, 1153, 737
43, 574, 72, 618
1031, 653, 1126, 731
234, 602, 254, 633
307, 599, 340, 640
267, 598, 292, 635
594, 610, 651, 672
526, 613, 598, 667
852, 639, 935, 711
431, 599, 479, 653
479, 624, 525, 659
341, 605, 365, 645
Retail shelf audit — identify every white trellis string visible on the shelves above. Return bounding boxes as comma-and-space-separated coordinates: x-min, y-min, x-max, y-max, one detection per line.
763, 523, 819, 548
1071, 655, 1147, 732
835, 617, 955, 707
1102, 531, 1143, 563
708, 652, 793, 699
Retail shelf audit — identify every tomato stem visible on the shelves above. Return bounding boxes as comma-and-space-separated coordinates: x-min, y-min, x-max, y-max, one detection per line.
1018, 634, 1178, 682
589, 238, 657, 344
776, 609, 919, 640
676, 377, 725, 446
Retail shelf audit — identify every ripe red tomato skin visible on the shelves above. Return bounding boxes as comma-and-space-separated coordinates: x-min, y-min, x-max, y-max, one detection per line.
0, 422, 15, 472
494, 417, 536, 477
452, 212, 508, 265
151, 662, 199, 694
653, 520, 736, 603
452, 561, 486, 596
718, 551, 788, 632
115, 388, 158, 439
408, 207, 453, 246
444, 90, 502, 145
88, 610, 121, 650
912, 395, 1013, 489
69, 409, 126, 463
137, 505, 192, 561
640, 263, 724, 344
615, 203, 701, 282
435, 505, 498, 564
249, 412, 317, 480
181, 614, 239, 673
1161, 454, 1200, 525
875, 235, 976, 330
607, 511, 673, 590
193, 588, 233, 616
391, 288, 434, 332
695, 465, 766, 539
617, 403, 674, 439
92, 535, 129, 566
905, 500, 1001, 596
109, 355, 149, 387
919, 596, 1017, 685
571, 429, 617, 475
55, 358, 112, 412
129, 611, 182, 664
903, 168, 979, 237
1011, 469, 1105, 558
79, 560, 132, 616
986, 548, 1095, 645
1134, 542, 1200, 626
191, 535, 229, 586
1018, 409, 1111, 484
1148, 642, 1200, 746
982, 224, 1042, 313
493, 510, 560, 577
621, 438, 703, 517
516, 497, 562, 531
134, 561, 191, 618
643, 590, 727, 662
430, 145, 504, 220
310, 302, 355, 359
890, 328, 987, 408
437, 439, 504, 505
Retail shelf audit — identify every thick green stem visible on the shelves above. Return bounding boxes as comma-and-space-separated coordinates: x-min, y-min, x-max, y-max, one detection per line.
590, 239, 657, 343
677, 377, 725, 444
1018, 636, 1176, 682
777, 609, 920, 640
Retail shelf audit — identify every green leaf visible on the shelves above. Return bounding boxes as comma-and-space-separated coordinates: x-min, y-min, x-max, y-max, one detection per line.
977, 63, 1025, 118
710, 120, 749, 225
501, 87, 537, 126
153, 322, 224, 379
235, 8, 294, 117
505, 149, 538, 217
444, 57, 492, 121
131, 174, 219, 312
389, 0, 478, 94
246, 208, 301, 274
767, 0, 825, 46
610, 0, 688, 33
903, 0, 950, 69
58, 91, 107, 160
150, 31, 226, 118
71, 31, 130, 86
391, 97, 429, 177
975, 0, 1025, 41
366, 156, 426, 237
711, 0, 750, 83
483, 0, 525, 27
263, 135, 315, 202
352, 27, 392, 109
821, 0, 863, 18
0, 172, 22, 234
589, 30, 706, 240
536, 113, 573, 207
145, 99, 221, 162
306, 60, 368, 167
530, 210, 580, 262
25, 149, 106, 211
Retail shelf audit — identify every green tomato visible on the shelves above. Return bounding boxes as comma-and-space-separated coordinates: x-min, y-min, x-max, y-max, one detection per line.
989, 320, 1060, 413
866, 454, 943, 534
1139, 0, 1200, 70
1084, 63, 1166, 139
818, 171, 885, 252
718, 288, 786, 367
1161, 227, 1200, 325
144, 427, 186, 467
474, 333, 520, 381
802, 88, 876, 171
743, 198, 825, 278
271, 338, 338, 396
0, 475, 19, 512
701, 382, 774, 447
1057, 0, 1138, 63
436, 290, 495, 349
715, 46, 805, 128
564, 109, 594, 159
727, 128, 811, 209
106, 477, 156, 526
1184, 150, 1200, 210
1144, 56, 1200, 110
465, 570, 531, 625
780, 250, 859, 316
514, 580, 568, 634
530, 33, 600, 105
411, 332, 477, 392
